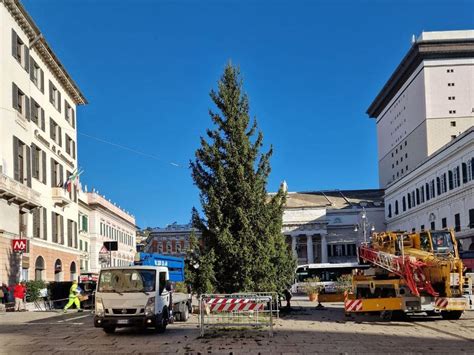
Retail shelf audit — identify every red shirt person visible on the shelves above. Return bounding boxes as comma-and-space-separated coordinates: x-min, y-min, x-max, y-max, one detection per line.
13, 282, 26, 311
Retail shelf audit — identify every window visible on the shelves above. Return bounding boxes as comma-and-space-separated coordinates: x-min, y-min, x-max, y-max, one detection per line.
80, 215, 88, 232
407, 193, 411, 209
395, 200, 399, 215
412, 228, 416, 233
64, 100, 76, 128
12, 29, 29, 72
13, 137, 31, 187
469, 209, 474, 229
425, 183, 430, 201
442, 218, 447, 229
430, 180, 435, 199
388, 204, 392, 218
421, 225, 425, 231
32, 207, 47, 240
52, 212, 64, 244
49, 118, 62, 146
80, 240, 83, 250
12, 83, 30, 120
411, 191, 416, 207
420, 186, 425, 203
65, 135, 76, 159
50, 158, 63, 187
454, 213, 461, 232
30, 98, 45, 131
416, 188, 420, 205
430, 221, 435, 231
49, 81, 61, 112
402, 196, 406, 212
29, 57, 44, 92
31, 144, 47, 184
453, 166, 460, 188
67, 219, 74, 247
467, 159, 473, 182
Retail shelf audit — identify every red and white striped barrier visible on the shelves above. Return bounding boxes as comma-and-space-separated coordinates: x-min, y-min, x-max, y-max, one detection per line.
435, 298, 449, 309
345, 299, 363, 312
205, 298, 265, 312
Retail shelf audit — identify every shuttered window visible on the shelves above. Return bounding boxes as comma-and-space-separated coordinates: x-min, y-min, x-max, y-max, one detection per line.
11, 29, 29, 72
13, 137, 31, 187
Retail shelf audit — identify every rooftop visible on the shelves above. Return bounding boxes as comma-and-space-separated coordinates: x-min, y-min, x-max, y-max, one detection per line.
367, 30, 474, 119
284, 189, 385, 209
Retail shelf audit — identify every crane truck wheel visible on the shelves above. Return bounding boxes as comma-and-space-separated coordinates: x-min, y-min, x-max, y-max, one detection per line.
441, 310, 463, 320
155, 308, 169, 333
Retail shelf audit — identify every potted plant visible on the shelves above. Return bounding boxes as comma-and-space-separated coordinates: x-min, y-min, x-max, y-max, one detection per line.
303, 277, 322, 302
336, 274, 353, 300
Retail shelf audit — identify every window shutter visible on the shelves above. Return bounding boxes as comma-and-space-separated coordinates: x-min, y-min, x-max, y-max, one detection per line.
443, 173, 447, 192
29, 58, 35, 81
72, 141, 76, 159
74, 222, 78, 249
72, 109, 75, 128
448, 171, 453, 190
462, 163, 468, 183
24, 46, 29, 73
60, 215, 64, 244
25, 144, 31, 187
11, 29, 17, 59
40, 69, 44, 93
25, 96, 30, 121
42, 150, 47, 184
50, 158, 55, 187
64, 100, 67, 120
12, 83, 18, 110
30, 98, 37, 124
31, 144, 37, 179
456, 166, 460, 186
68, 220, 72, 247
59, 164, 64, 186
58, 91, 62, 112
41, 108, 45, 131
13, 137, 20, 182
52, 212, 57, 243
436, 177, 441, 195
49, 80, 53, 104
33, 208, 40, 238
58, 126, 62, 146
43, 208, 47, 240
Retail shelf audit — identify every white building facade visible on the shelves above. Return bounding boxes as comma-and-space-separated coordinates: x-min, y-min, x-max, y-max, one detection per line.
0, 0, 87, 283
86, 191, 136, 273
281, 190, 385, 265
367, 30, 474, 250
384, 128, 474, 251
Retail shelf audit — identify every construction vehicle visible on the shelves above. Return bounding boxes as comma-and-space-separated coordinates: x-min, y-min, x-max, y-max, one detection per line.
344, 230, 468, 320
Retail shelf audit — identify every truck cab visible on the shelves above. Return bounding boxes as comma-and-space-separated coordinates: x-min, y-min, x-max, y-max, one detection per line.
94, 266, 171, 334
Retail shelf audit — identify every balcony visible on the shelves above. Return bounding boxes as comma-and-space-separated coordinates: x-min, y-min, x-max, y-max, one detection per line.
52, 187, 72, 207
0, 173, 41, 210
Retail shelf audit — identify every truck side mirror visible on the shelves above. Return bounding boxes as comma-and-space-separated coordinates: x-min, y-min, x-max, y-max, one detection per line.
165, 281, 172, 292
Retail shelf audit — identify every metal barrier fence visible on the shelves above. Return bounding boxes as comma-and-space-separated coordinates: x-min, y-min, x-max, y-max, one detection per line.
233, 292, 280, 318
200, 294, 274, 337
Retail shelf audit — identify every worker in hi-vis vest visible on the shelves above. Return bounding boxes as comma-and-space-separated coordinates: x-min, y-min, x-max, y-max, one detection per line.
63, 280, 83, 313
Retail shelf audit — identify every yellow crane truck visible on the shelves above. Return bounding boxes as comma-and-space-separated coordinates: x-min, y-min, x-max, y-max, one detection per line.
345, 230, 467, 320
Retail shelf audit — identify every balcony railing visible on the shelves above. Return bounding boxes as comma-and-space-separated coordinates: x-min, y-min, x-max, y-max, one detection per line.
52, 187, 72, 207
0, 173, 41, 209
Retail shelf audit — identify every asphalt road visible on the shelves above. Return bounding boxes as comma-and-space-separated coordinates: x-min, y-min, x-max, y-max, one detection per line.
1, 298, 474, 354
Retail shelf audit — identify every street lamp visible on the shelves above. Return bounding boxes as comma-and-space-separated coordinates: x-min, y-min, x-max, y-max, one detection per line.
354, 207, 375, 244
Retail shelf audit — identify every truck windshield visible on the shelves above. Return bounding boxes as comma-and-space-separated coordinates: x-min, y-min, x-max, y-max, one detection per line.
430, 231, 455, 254
98, 269, 156, 293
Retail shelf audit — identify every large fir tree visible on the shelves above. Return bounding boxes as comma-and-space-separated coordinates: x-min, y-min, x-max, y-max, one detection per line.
190, 63, 296, 294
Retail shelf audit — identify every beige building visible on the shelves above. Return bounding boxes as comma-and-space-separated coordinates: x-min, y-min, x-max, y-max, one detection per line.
0, 0, 87, 283
86, 189, 136, 273
367, 30, 474, 188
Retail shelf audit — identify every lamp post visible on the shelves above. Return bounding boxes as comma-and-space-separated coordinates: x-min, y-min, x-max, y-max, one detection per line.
354, 207, 375, 244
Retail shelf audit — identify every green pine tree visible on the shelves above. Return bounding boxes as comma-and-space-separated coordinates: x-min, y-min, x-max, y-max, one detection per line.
190, 63, 296, 294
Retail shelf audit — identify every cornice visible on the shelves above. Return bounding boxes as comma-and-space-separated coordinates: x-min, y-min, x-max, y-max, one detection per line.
2, 0, 87, 105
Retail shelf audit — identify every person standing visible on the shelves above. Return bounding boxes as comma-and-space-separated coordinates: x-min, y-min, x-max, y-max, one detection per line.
63, 280, 83, 313
13, 281, 26, 311
2, 283, 11, 304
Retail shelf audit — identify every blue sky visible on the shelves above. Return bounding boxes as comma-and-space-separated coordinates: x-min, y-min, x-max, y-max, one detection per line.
23, 0, 474, 228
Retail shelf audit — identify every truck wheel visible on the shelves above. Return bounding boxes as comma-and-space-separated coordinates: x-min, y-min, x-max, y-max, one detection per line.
103, 327, 115, 334
155, 310, 168, 333
441, 311, 463, 320
181, 305, 189, 321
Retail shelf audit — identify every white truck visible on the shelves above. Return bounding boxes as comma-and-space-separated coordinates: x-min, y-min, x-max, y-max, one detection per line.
94, 253, 191, 334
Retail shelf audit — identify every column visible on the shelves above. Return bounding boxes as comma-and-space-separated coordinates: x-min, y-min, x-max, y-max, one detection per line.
321, 234, 328, 263
307, 235, 314, 264
291, 235, 297, 258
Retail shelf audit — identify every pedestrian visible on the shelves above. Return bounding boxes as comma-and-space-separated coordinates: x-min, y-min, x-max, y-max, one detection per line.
1, 283, 10, 304
63, 280, 83, 313
39, 286, 51, 310
13, 281, 26, 311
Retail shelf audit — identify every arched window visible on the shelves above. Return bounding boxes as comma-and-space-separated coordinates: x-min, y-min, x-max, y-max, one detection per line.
54, 259, 63, 282
166, 242, 172, 254
70, 261, 77, 282
35, 256, 45, 281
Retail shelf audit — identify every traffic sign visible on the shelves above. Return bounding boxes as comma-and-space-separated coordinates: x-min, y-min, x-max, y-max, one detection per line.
12, 239, 27, 252
99, 245, 109, 254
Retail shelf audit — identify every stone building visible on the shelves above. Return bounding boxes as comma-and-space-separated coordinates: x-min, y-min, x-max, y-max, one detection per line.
281, 189, 385, 265
144, 223, 201, 257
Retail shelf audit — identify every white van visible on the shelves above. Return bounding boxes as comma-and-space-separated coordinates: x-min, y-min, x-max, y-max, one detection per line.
94, 266, 172, 334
